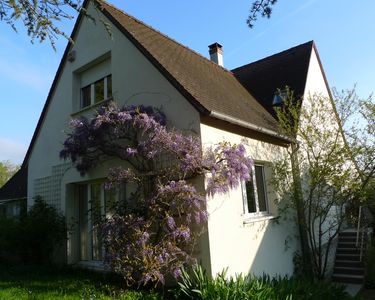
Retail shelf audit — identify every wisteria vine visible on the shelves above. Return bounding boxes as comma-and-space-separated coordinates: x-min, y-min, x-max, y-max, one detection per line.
60, 102, 253, 285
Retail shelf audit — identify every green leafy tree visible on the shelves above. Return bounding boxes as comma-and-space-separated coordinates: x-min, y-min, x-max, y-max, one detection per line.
0, 0, 82, 47
273, 87, 374, 279
0, 160, 19, 188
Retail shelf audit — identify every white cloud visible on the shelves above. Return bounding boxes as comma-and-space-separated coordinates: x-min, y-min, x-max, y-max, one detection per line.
0, 138, 28, 165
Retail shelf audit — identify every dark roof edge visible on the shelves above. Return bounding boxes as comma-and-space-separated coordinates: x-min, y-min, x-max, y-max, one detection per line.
232, 40, 314, 72
0, 166, 28, 201
22, 0, 90, 167
98, 3, 210, 115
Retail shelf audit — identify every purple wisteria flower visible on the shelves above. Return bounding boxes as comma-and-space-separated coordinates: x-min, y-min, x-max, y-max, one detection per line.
172, 267, 182, 279
61, 103, 253, 286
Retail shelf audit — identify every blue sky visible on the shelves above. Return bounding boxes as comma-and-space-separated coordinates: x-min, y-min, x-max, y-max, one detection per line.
0, 0, 374, 165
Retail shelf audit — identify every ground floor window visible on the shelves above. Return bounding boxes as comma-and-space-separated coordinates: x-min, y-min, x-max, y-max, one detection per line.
77, 182, 121, 262
242, 164, 268, 215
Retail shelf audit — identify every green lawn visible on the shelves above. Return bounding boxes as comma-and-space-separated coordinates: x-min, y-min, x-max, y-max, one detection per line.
0, 265, 163, 300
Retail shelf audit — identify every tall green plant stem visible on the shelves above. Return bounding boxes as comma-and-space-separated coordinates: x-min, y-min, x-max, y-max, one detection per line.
290, 142, 313, 278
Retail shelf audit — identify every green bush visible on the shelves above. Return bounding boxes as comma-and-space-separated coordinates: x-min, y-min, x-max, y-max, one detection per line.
0, 197, 66, 265
0, 217, 23, 264
175, 265, 353, 300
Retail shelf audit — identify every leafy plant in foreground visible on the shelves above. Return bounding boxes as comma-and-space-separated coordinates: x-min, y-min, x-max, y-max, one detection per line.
176, 265, 352, 300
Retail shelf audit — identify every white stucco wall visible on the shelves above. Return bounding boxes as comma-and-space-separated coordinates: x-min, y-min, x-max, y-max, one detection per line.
300, 47, 347, 277
27, 3, 201, 264
200, 123, 299, 278
28, 2, 200, 209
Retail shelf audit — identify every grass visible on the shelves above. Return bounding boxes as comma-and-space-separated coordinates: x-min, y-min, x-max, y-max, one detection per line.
0, 264, 162, 300
0, 264, 364, 299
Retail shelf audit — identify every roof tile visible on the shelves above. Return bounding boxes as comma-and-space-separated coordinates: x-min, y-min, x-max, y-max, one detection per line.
99, 0, 280, 132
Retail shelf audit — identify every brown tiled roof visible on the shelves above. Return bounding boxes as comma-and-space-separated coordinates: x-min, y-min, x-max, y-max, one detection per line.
23, 0, 305, 166
98, 0, 280, 133
232, 41, 314, 118
0, 166, 27, 201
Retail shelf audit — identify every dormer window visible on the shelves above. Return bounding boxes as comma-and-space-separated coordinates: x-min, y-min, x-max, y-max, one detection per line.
81, 74, 112, 109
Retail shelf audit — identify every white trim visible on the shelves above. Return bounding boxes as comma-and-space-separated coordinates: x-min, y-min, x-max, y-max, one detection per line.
243, 214, 276, 224
210, 110, 292, 143
242, 164, 271, 220
79, 74, 112, 110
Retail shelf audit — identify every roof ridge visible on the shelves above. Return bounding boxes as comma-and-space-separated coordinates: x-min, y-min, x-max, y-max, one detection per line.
99, 0, 234, 75
232, 40, 314, 72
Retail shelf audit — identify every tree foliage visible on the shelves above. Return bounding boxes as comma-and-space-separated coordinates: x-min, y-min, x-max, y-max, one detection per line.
0, 0, 82, 47
272, 87, 373, 279
60, 103, 253, 286
1, 0, 278, 47
0, 196, 66, 265
0, 160, 19, 188
247, 0, 278, 28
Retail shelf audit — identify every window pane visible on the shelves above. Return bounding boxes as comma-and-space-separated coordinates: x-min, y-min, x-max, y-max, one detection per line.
78, 185, 89, 260
94, 79, 105, 103
91, 183, 102, 261
245, 181, 256, 213
105, 188, 116, 217
255, 166, 267, 212
81, 85, 91, 108
107, 75, 112, 99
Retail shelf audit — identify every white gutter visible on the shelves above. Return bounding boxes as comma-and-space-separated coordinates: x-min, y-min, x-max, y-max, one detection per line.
209, 110, 293, 143
0, 197, 26, 204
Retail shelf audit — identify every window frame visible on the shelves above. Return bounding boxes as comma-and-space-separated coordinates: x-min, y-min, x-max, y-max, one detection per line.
242, 163, 270, 218
80, 74, 112, 109
77, 181, 124, 262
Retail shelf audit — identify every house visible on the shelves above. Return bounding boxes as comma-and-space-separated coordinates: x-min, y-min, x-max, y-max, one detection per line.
4, 0, 337, 277
0, 167, 27, 219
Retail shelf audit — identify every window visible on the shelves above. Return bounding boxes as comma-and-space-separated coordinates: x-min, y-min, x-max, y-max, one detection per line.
80, 75, 112, 109
243, 164, 268, 215
77, 182, 124, 261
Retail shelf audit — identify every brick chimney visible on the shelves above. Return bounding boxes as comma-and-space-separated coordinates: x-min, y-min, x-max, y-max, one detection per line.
208, 43, 223, 67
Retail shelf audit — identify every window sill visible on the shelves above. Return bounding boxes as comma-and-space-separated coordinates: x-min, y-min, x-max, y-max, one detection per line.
242, 214, 277, 224
71, 97, 113, 117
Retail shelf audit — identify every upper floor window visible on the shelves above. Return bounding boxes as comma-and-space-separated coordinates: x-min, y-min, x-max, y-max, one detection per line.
242, 164, 268, 216
75, 55, 112, 112
81, 74, 112, 109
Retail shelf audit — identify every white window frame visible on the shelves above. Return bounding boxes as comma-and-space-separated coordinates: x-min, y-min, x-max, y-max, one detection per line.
242, 164, 269, 218
80, 74, 112, 109
78, 181, 122, 263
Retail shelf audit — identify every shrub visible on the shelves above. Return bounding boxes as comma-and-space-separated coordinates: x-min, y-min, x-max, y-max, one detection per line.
0, 217, 23, 264
175, 265, 352, 300
0, 197, 66, 265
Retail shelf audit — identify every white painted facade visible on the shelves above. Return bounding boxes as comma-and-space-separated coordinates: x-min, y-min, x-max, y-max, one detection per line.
200, 123, 298, 277
28, 3, 200, 265
26, 1, 338, 279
